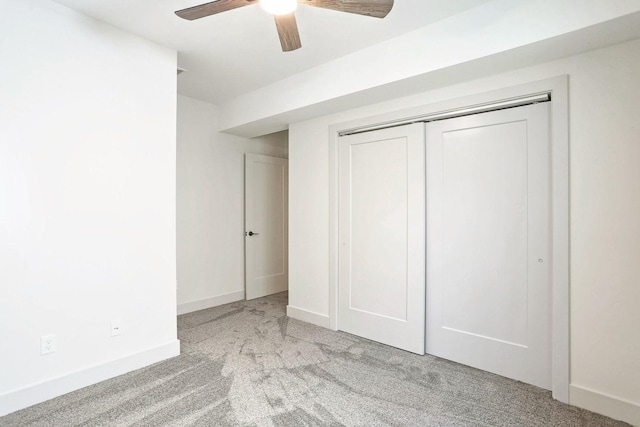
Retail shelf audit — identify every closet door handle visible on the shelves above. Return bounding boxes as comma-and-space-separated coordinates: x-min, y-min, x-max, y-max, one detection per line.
248, 231, 259, 236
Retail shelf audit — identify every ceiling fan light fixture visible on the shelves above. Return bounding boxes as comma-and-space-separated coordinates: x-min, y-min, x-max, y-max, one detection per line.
260, 0, 297, 15
175, 0, 394, 52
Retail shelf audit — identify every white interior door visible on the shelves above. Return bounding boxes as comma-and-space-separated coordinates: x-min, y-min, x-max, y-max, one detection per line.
426, 102, 551, 389
338, 123, 425, 355
245, 154, 288, 300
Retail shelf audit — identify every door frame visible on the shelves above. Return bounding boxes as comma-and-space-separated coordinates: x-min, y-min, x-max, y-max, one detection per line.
328, 76, 569, 403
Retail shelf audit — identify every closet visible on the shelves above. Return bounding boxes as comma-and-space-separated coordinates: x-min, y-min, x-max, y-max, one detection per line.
338, 100, 551, 389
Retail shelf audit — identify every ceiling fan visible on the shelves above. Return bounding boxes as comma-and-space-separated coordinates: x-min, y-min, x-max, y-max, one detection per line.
175, 0, 394, 52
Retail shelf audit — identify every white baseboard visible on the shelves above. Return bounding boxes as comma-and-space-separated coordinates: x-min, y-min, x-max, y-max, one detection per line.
177, 290, 245, 315
0, 340, 180, 417
287, 305, 330, 329
570, 384, 640, 426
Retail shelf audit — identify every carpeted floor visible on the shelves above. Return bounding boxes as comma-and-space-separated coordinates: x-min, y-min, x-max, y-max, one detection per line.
1, 292, 629, 426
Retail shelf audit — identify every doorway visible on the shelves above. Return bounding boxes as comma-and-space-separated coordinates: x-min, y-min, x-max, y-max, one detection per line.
330, 78, 569, 401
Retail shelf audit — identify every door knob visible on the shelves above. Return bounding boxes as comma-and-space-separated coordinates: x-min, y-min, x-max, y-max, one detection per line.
248, 231, 259, 236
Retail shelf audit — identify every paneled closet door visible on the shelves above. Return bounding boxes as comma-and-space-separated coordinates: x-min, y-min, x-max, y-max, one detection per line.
426, 102, 551, 389
338, 123, 425, 355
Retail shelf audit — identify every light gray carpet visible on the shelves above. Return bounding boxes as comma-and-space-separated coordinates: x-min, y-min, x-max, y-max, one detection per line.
2, 292, 629, 426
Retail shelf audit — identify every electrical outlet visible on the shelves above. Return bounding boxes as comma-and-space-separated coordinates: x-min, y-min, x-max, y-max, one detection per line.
41, 334, 56, 355
110, 319, 122, 337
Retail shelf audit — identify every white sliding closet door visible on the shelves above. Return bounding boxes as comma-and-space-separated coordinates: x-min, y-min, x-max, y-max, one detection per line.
338, 123, 425, 355
426, 103, 551, 389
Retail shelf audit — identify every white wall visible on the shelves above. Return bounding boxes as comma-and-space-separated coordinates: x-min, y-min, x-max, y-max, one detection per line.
0, 0, 178, 415
177, 95, 288, 314
288, 38, 640, 424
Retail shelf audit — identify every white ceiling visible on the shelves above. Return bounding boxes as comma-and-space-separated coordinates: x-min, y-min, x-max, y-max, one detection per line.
50, 0, 492, 104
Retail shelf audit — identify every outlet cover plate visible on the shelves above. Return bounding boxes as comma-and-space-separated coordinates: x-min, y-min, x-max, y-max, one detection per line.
41, 334, 56, 355
110, 319, 122, 337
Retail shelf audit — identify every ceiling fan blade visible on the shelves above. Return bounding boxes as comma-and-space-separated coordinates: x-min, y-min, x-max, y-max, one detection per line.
274, 13, 302, 52
298, 0, 394, 18
298, 0, 393, 18
176, 0, 257, 21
